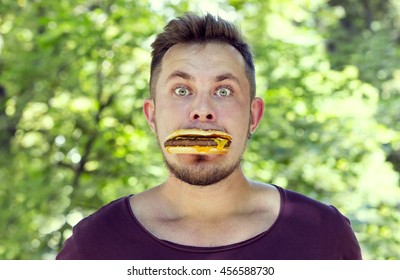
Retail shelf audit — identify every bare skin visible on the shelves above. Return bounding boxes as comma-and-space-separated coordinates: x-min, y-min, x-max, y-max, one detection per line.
130, 179, 280, 247
131, 42, 280, 247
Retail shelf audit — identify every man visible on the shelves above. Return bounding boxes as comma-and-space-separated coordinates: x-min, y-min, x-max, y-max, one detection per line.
57, 13, 362, 260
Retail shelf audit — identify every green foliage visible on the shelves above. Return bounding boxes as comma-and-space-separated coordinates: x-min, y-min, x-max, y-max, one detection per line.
0, 0, 399, 259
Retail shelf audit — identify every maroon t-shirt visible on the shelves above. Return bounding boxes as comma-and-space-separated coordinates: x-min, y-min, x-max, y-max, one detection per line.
56, 186, 362, 259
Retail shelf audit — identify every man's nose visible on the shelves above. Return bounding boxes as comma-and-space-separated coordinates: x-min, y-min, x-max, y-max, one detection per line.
189, 94, 216, 122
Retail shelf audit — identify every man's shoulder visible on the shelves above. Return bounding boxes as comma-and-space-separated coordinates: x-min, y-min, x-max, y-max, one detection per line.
57, 195, 134, 259
278, 186, 349, 227
73, 195, 131, 233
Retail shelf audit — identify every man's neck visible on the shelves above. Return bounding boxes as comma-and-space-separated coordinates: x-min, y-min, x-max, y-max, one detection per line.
158, 168, 252, 221
129, 168, 280, 247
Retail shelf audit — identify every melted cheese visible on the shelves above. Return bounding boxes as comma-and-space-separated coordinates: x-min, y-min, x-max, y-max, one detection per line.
194, 146, 212, 153
213, 138, 228, 150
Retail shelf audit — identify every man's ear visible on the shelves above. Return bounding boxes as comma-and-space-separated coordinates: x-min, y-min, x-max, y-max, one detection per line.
249, 97, 264, 134
143, 98, 156, 132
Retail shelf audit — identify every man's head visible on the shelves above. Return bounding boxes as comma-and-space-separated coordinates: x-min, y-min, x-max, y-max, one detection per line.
149, 13, 256, 100
144, 13, 264, 186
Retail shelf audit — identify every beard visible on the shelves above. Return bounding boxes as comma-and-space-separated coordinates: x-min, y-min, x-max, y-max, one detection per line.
163, 155, 241, 186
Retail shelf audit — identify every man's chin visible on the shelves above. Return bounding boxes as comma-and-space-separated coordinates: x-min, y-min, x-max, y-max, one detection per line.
164, 157, 241, 186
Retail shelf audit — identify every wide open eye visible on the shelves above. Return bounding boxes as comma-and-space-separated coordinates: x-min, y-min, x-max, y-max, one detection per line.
215, 87, 232, 97
174, 86, 191, 96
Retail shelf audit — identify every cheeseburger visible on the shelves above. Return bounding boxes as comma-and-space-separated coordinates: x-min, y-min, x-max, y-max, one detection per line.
164, 129, 232, 154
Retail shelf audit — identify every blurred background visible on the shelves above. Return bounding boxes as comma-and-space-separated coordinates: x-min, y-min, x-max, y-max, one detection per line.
0, 0, 399, 259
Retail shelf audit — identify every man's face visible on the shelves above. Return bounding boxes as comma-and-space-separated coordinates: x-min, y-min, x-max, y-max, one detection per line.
144, 42, 263, 186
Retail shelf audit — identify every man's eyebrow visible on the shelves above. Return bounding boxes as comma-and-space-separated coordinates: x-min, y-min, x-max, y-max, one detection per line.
166, 71, 240, 84
214, 73, 240, 84
166, 71, 195, 82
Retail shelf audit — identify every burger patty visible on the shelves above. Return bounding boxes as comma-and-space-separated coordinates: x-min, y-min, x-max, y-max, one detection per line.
164, 138, 231, 147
